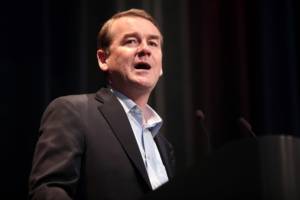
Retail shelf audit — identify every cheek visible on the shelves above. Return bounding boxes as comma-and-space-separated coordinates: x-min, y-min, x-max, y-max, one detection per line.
154, 51, 163, 63
108, 51, 132, 70
116, 49, 133, 62
154, 54, 163, 69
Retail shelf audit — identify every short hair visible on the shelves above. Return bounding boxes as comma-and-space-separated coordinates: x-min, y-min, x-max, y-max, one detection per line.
97, 8, 163, 52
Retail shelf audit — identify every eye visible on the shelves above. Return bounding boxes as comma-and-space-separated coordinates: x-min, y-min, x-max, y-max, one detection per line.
149, 40, 159, 47
124, 38, 138, 46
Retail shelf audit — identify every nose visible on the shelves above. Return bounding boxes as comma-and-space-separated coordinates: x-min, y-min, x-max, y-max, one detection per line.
137, 41, 151, 57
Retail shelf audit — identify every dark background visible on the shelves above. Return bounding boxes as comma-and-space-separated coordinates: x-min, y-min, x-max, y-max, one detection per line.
1, 0, 299, 198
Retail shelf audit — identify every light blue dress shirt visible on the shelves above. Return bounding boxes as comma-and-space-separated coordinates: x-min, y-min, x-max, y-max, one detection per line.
111, 89, 169, 190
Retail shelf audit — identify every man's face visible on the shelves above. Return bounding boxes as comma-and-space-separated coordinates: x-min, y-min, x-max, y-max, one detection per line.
98, 16, 163, 95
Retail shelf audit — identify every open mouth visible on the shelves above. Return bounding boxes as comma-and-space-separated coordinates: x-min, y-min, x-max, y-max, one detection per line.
134, 62, 151, 70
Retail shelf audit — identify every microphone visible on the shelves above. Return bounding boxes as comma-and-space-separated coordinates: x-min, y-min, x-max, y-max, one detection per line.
237, 117, 257, 139
195, 109, 212, 155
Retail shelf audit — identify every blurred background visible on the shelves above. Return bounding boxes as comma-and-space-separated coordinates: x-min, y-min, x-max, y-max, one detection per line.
1, 0, 299, 198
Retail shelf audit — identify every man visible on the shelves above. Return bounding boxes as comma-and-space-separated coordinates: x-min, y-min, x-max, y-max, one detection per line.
29, 8, 175, 200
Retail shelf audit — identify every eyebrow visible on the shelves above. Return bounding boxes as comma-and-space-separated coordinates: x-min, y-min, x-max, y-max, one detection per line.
123, 32, 161, 41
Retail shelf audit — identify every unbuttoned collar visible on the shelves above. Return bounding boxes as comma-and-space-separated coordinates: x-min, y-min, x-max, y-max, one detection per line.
110, 88, 163, 137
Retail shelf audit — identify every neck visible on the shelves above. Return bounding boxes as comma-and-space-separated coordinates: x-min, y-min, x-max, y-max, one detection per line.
111, 85, 151, 111
129, 92, 153, 123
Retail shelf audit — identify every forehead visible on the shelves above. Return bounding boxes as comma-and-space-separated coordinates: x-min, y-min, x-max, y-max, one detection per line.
109, 16, 162, 40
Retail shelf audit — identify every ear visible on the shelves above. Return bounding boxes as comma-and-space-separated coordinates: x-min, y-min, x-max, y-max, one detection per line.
97, 49, 109, 71
160, 68, 163, 76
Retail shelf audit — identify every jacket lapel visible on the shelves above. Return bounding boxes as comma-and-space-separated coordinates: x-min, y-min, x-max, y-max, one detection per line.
155, 134, 176, 179
95, 88, 152, 188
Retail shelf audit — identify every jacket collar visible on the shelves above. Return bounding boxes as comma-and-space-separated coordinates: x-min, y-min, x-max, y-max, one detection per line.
95, 88, 175, 186
95, 88, 152, 188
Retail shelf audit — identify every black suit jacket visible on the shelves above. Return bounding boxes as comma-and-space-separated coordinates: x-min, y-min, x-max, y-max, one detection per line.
29, 88, 175, 200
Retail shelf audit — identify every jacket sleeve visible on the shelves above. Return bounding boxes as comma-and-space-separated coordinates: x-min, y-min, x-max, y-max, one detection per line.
28, 97, 86, 200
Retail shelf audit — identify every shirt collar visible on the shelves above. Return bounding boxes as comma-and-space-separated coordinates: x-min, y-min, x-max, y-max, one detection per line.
110, 88, 163, 137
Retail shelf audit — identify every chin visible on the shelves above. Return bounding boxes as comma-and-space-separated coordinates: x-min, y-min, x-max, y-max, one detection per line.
132, 82, 155, 91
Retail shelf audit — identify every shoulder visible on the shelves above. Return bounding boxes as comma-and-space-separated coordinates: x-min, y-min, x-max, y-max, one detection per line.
46, 92, 100, 113
50, 93, 93, 107
47, 87, 113, 109
40, 93, 97, 122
